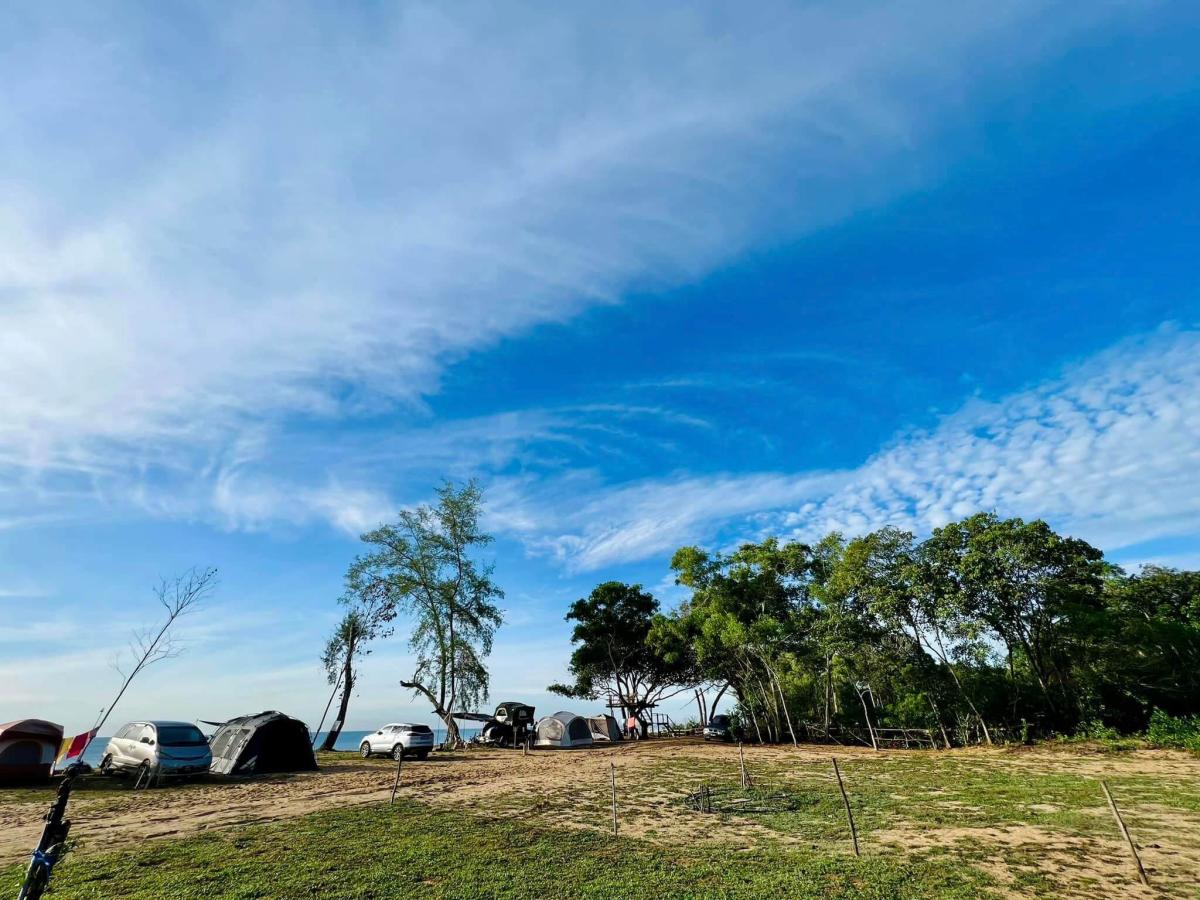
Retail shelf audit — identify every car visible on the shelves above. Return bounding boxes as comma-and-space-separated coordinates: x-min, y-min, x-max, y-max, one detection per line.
360, 723, 435, 760
702, 714, 739, 742
99, 721, 212, 777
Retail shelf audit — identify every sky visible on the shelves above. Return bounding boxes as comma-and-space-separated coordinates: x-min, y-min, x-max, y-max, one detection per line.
2, 1, 1199, 735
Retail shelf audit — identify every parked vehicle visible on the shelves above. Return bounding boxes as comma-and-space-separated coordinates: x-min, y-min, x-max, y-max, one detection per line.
702, 715, 739, 742
99, 721, 212, 777
360, 723, 435, 760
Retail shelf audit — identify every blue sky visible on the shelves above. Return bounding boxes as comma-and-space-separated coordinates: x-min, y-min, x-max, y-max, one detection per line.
2, 2, 1199, 733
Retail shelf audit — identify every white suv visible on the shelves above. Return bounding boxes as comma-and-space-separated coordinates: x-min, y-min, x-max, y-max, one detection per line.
360, 723, 435, 760
99, 721, 212, 777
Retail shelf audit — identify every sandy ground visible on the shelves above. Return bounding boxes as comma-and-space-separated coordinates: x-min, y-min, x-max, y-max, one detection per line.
2, 740, 1197, 898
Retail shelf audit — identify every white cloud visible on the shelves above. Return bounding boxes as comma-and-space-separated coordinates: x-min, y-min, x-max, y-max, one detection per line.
0, 2, 1136, 528
786, 327, 1200, 552
492, 470, 848, 572
517, 328, 1200, 568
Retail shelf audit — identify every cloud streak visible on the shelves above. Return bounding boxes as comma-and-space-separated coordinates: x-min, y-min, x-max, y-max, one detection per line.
0, 1, 1136, 527
518, 327, 1200, 569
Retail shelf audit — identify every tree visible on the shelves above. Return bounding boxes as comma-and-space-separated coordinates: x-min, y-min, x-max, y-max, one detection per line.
669, 539, 823, 744
549, 582, 688, 736
319, 609, 373, 751
344, 481, 503, 747
922, 513, 1106, 729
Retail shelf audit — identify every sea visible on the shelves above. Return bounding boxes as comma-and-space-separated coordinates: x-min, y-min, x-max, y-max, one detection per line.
79, 727, 481, 767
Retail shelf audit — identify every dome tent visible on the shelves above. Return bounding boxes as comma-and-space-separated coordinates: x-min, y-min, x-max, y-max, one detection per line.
534, 711, 594, 749
0, 719, 63, 785
208, 711, 317, 775
587, 714, 622, 742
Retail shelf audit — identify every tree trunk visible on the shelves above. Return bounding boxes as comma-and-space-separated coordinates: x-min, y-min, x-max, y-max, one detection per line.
710, 684, 728, 718
822, 654, 833, 734
321, 653, 354, 751
921, 626, 992, 746
401, 678, 460, 748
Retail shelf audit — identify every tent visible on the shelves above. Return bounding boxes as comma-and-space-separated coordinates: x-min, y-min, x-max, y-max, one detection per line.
208, 711, 317, 775
587, 714, 622, 742
534, 711, 594, 749
0, 719, 63, 785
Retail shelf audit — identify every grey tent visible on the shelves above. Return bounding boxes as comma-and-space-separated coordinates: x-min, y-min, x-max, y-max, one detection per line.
587, 714, 622, 742
208, 711, 317, 775
0, 719, 63, 785
534, 711, 594, 749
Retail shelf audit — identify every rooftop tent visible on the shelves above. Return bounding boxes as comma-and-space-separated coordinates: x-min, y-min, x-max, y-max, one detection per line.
587, 714, 622, 743
0, 719, 63, 785
208, 711, 317, 775
534, 711, 594, 749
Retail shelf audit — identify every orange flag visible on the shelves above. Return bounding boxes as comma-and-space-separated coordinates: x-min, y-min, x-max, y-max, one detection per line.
56, 728, 98, 766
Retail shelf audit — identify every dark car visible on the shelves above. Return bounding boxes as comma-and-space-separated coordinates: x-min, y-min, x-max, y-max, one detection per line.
703, 715, 738, 742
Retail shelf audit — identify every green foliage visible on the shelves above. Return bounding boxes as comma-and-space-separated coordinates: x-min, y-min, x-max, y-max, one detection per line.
550, 582, 689, 727
1146, 710, 1200, 752
646, 515, 1200, 744
343, 480, 503, 741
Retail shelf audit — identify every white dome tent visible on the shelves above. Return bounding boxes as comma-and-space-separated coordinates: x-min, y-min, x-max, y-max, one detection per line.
534, 711, 594, 749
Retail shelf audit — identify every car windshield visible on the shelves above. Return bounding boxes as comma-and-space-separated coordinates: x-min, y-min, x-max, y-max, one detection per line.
709, 716, 730, 726
156, 725, 208, 746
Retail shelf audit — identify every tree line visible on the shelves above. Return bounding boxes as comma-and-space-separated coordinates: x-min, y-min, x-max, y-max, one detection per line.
317, 482, 1197, 748
554, 512, 1199, 744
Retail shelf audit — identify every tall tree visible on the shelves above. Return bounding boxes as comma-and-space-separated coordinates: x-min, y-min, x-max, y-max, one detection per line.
549, 582, 689, 735
319, 609, 373, 751
922, 513, 1105, 729
344, 481, 503, 747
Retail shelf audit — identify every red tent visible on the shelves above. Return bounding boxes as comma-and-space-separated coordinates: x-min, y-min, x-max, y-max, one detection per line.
0, 719, 64, 785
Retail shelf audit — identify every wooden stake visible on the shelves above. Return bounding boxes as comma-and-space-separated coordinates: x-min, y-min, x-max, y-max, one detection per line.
1101, 780, 1149, 886
738, 741, 750, 789
610, 763, 618, 837
390, 756, 403, 805
832, 757, 860, 857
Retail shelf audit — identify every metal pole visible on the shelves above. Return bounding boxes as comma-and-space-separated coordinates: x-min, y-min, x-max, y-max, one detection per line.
1101, 780, 1149, 886
832, 757, 860, 857
738, 741, 749, 789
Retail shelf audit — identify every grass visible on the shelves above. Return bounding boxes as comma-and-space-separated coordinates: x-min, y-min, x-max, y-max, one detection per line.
5, 741, 1198, 897
1, 797, 995, 899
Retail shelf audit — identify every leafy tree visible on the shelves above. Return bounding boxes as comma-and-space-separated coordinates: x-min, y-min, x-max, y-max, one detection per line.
669, 539, 822, 744
549, 582, 689, 735
1079, 566, 1200, 728
921, 513, 1106, 729
319, 609, 373, 751
344, 481, 503, 747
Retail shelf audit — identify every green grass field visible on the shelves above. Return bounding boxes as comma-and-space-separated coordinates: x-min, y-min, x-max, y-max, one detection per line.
3, 741, 1197, 898
1, 797, 992, 899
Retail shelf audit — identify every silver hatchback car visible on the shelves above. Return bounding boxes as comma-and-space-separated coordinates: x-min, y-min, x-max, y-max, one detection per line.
99, 721, 212, 777
360, 723, 435, 760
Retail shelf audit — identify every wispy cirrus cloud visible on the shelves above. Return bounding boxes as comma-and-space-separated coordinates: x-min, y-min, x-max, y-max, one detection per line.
512, 327, 1200, 569
0, 1, 1143, 529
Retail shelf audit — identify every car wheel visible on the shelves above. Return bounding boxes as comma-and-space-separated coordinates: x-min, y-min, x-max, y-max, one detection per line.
415, 750, 429, 760
99, 754, 114, 775
391, 745, 405, 761
359, 743, 372, 759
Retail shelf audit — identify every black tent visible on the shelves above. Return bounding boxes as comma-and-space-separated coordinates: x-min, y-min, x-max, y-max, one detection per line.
208, 711, 317, 775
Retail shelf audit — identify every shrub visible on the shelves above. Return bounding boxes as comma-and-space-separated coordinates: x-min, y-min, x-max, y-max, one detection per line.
1146, 710, 1200, 752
